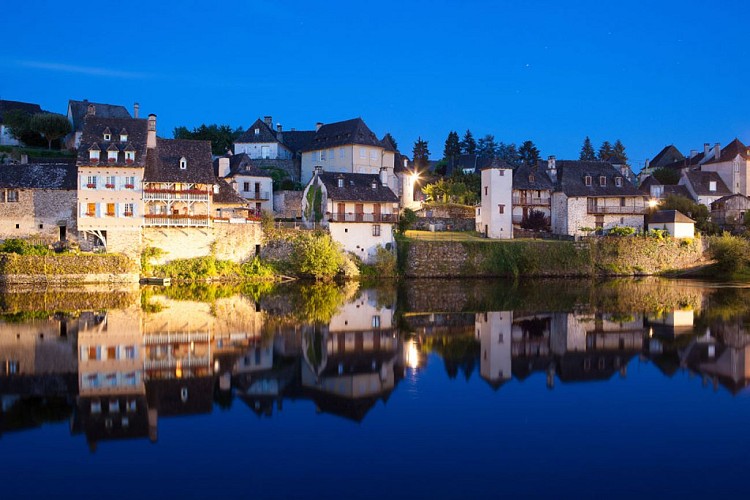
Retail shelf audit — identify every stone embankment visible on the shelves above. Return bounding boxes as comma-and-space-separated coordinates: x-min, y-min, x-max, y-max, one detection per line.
0, 254, 139, 284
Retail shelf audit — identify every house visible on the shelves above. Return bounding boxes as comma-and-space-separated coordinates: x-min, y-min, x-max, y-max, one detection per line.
678, 170, 732, 207
76, 114, 149, 251
476, 159, 513, 238
547, 157, 648, 236
0, 100, 43, 146
638, 144, 685, 184
301, 170, 399, 262
647, 210, 695, 238
66, 99, 132, 149
710, 194, 750, 227
300, 118, 397, 193
638, 175, 692, 201
214, 153, 273, 214
476, 311, 512, 389
511, 161, 554, 230
393, 154, 421, 210
0, 159, 77, 242
699, 139, 750, 196
212, 178, 251, 220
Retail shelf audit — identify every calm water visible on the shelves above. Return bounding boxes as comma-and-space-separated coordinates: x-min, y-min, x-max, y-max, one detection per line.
2, 278, 750, 498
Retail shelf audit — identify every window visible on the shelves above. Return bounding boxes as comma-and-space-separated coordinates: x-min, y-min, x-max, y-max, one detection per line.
125, 176, 135, 188
615, 177, 623, 187
372, 316, 381, 328
499, 170, 504, 176
585, 175, 592, 186
321, 149, 326, 160
0, 191, 4, 203
120, 133, 128, 142
498, 204, 505, 214
86, 176, 97, 189
103, 133, 110, 141
529, 174, 535, 182
6, 190, 19, 202
254, 128, 260, 135
126, 399, 137, 412
599, 176, 606, 187
243, 182, 250, 192
124, 346, 136, 359
86, 203, 96, 217
372, 224, 381, 236
484, 186, 488, 195
106, 203, 115, 217
107, 150, 117, 162
109, 400, 120, 413
180, 157, 187, 170
89, 150, 100, 162
106, 176, 115, 189
338, 178, 344, 188
360, 148, 366, 159
124, 203, 134, 217
91, 400, 102, 414
709, 181, 717, 191
620, 197, 626, 207
370, 150, 377, 160
125, 151, 134, 163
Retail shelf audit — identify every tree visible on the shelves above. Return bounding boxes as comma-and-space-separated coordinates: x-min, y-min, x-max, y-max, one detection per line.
521, 210, 550, 231
291, 232, 344, 281
383, 132, 398, 152
460, 129, 476, 155
612, 139, 628, 165
579, 136, 597, 161
443, 131, 461, 165
651, 167, 680, 185
598, 141, 615, 162
412, 137, 430, 171
518, 140, 540, 167
497, 142, 520, 167
173, 123, 243, 155
29, 113, 71, 149
477, 134, 497, 159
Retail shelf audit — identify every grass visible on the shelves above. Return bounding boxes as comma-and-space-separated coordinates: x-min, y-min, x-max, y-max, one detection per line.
404, 230, 486, 242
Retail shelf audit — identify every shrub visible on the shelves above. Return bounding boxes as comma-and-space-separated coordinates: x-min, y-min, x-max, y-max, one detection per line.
708, 233, 750, 274
521, 210, 549, 231
290, 231, 343, 281
0, 239, 52, 255
607, 226, 635, 237
397, 208, 417, 234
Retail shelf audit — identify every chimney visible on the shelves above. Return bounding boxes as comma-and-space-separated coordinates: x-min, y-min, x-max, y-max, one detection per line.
704, 143, 710, 156
316, 122, 323, 132
147, 114, 157, 149
218, 157, 230, 178
277, 124, 282, 133
264, 116, 272, 127
547, 155, 557, 183
404, 158, 408, 168
690, 149, 698, 158
380, 167, 388, 186
86, 103, 96, 116
714, 143, 721, 160
134, 102, 140, 119
276, 123, 283, 143
314, 166, 323, 175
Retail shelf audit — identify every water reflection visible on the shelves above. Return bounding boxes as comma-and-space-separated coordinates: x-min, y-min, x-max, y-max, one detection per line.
2, 279, 750, 449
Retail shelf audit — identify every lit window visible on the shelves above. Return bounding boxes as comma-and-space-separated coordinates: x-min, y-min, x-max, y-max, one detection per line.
86, 203, 96, 217
106, 203, 115, 217
180, 157, 187, 170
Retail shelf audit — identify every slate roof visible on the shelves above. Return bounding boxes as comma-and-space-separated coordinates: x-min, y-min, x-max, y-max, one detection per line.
544, 160, 642, 197
648, 145, 684, 169
649, 210, 694, 224
450, 154, 495, 175
213, 153, 273, 178
513, 162, 555, 190
144, 138, 215, 184
68, 100, 131, 132
280, 130, 316, 154
213, 178, 248, 205
0, 100, 43, 123
0, 162, 77, 190
711, 193, 750, 206
303, 118, 385, 152
76, 116, 149, 167
380, 134, 397, 152
703, 138, 749, 165
638, 175, 662, 192
235, 118, 279, 144
663, 185, 692, 198
682, 171, 732, 196
661, 152, 704, 171
318, 172, 399, 203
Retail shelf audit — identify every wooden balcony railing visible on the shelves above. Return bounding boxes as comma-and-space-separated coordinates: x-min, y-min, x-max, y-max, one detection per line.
512, 196, 551, 206
143, 190, 210, 202
144, 214, 211, 227
242, 191, 271, 200
587, 203, 647, 215
326, 213, 399, 223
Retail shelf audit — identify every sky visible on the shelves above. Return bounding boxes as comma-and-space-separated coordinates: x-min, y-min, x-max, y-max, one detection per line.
2, 0, 748, 171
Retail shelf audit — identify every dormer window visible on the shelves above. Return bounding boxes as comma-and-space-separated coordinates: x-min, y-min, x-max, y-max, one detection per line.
599, 176, 606, 187
709, 181, 717, 191
102, 127, 111, 141
125, 151, 135, 163
615, 177, 623, 187
585, 175, 592, 186
120, 134, 128, 142
107, 150, 118, 162
254, 128, 260, 135
371, 180, 378, 189
180, 157, 187, 170
89, 149, 100, 162
529, 174, 535, 182
337, 178, 344, 188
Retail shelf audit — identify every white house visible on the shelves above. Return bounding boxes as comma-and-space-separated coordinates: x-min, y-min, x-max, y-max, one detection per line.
476, 159, 513, 239
233, 117, 293, 159
301, 170, 399, 263
476, 311, 513, 389
214, 153, 273, 214
647, 210, 695, 238
679, 170, 732, 207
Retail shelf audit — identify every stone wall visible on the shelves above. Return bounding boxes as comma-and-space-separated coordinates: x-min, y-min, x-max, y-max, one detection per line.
0, 189, 78, 243
419, 204, 475, 218
0, 253, 138, 284
274, 190, 303, 218
412, 217, 475, 232
142, 221, 263, 264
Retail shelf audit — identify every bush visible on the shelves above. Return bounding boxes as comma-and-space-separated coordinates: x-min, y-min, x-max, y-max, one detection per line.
521, 210, 549, 231
359, 245, 398, 278
397, 208, 417, 234
607, 226, 635, 237
0, 239, 52, 256
290, 232, 343, 281
708, 233, 750, 274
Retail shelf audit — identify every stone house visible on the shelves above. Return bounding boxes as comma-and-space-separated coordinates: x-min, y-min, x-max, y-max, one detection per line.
710, 193, 750, 227
511, 160, 554, 230
699, 139, 750, 196
0, 99, 43, 146
647, 210, 695, 238
214, 153, 273, 214
300, 118, 397, 193
0, 160, 78, 242
301, 170, 399, 262
678, 170, 732, 207
547, 158, 648, 236
393, 153, 421, 211
476, 159, 513, 239
66, 99, 132, 149
638, 144, 685, 184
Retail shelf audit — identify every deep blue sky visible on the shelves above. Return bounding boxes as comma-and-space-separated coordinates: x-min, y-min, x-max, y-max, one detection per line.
2, 0, 748, 170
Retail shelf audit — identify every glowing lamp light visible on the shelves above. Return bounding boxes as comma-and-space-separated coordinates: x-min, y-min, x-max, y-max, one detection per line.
648, 198, 660, 209
405, 339, 420, 370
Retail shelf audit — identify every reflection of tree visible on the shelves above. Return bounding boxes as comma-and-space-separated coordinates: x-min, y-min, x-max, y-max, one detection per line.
293, 282, 357, 324
424, 335, 480, 380
517, 317, 549, 337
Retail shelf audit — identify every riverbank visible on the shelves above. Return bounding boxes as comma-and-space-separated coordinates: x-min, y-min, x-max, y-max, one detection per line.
0, 253, 139, 284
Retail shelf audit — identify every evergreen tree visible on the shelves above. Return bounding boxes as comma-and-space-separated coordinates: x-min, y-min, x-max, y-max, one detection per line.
477, 134, 498, 159
598, 141, 615, 162
612, 139, 628, 165
412, 137, 430, 170
383, 132, 398, 152
497, 142, 520, 167
460, 129, 476, 155
443, 130, 461, 165
579, 136, 597, 161
518, 140, 540, 167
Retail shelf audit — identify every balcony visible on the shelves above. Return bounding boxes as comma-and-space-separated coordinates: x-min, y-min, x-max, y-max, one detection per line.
326, 212, 399, 223
512, 196, 551, 206
143, 189, 210, 202
242, 191, 270, 201
144, 214, 211, 227
587, 202, 647, 215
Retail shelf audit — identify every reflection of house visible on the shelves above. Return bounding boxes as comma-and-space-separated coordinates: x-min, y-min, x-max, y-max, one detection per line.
476, 311, 512, 389
302, 171, 399, 262
679, 329, 750, 394
646, 308, 695, 339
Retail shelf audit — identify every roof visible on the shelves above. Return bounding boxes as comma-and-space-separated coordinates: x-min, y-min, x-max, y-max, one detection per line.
303, 118, 384, 152
451, 154, 495, 175
280, 130, 316, 154
703, 138, 749, 165
682, 171, 732, 196
144, 138, 215, 184
318, 172, 399, 203
711, 193, 750, 208
0, 162, 77, 190
663, 185, 692, 198
513, 162, 555, 190
649, 145, 684, 169
76, 116, 149, 167
661, 152, 705, 171
0, 99, 43, 123
68, 100, 131, 132
235, 118, 280, 144
545, 160, 643, 197
213, 178, 248, 205
214, 153, 270, 178
639, 175, 662, 192
649, 210, 695, 224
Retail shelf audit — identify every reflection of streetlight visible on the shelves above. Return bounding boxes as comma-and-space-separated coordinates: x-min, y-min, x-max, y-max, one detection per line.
405, 339, 420, 369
